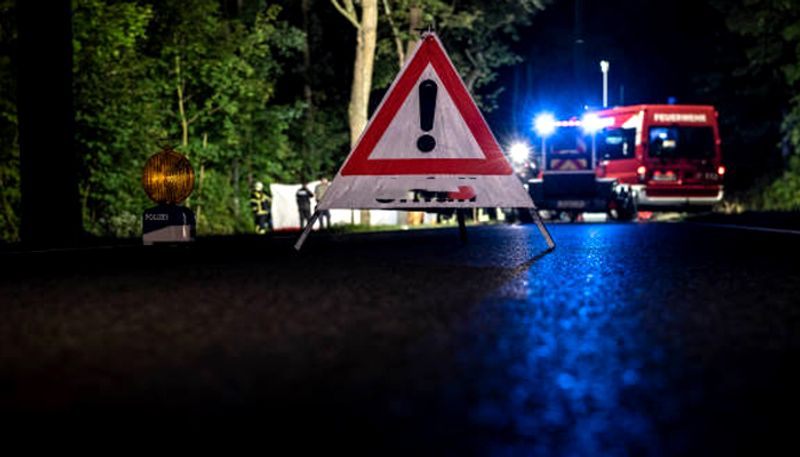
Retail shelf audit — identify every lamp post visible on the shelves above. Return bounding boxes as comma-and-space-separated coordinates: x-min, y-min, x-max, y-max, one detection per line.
600, 60, 609, 108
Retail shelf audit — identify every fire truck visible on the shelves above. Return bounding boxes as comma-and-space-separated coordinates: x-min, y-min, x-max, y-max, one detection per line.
594, 104, 725, 214
527, 113, 624, 221
528, 105, 724, 221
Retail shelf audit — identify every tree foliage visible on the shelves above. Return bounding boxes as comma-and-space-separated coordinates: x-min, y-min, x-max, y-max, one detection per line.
72, 0, 304, 237
0, 0, 552, 242
73, 0, 161, 236
377, 0, 550, 110
716, 0, 800, 210
0, 0, 19, 242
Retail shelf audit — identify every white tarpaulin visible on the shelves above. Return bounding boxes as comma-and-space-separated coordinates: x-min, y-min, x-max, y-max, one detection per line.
270, 182, 315, 230
271, 183, 407, 230
368, 209, 399, 225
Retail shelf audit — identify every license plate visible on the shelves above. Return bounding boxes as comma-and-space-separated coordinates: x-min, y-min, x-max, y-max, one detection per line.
653, 174, 677, 182
556, 200, 587, 209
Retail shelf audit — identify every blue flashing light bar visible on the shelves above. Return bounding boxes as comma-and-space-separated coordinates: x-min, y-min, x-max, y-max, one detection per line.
534, 113, 557, 137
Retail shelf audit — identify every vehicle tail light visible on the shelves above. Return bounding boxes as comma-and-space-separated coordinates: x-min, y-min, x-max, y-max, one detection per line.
717, 165, 726, 176
637, 165, 647, 183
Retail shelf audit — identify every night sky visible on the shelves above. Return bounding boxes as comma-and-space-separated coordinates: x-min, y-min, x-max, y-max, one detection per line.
489, 0, 731, 138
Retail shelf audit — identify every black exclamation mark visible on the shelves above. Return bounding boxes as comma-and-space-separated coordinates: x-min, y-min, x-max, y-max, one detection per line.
416, 79, 437, 153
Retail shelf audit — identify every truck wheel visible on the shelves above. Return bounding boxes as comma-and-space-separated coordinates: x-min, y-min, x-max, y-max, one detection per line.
555, 211, 580, 222
518, 209, 534, 224
568, 210, 581, 222
615, 205, 637, 221
610, 189, 638, 222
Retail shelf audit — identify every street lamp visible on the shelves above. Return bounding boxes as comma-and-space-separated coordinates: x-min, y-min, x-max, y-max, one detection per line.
600, 60, 609, 108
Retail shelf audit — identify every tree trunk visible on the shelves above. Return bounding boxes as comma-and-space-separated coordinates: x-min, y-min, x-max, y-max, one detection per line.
302, 0, 314, 116
302, 0, 314, 180
195, 163, 205, 227
406, 5, 422, 59
175, 56, 189, 149
232, 159, 240, 218
347, 0, 377, 148
347, 0, 377, 226
464, 49, 484, 92
382, 0, 404, 68
17, 0, 81, 246
0, 175, 18, 239
194, 132, 208, 227
174, 55, 193, 208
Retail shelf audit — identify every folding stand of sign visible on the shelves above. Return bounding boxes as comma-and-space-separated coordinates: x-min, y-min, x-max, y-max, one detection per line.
295, 32, 554, 251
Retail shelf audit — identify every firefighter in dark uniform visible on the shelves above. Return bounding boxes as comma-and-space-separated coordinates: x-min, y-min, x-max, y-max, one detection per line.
250, 181, 271, 234
296, 183, 314, 229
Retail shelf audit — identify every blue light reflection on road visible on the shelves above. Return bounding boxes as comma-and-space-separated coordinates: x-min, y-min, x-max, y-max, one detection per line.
461, 225, 679, 456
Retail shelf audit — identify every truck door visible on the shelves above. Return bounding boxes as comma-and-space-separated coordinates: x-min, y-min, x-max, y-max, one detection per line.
597, 127, 638, 183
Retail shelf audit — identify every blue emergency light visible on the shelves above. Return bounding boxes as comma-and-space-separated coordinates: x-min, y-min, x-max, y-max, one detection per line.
534, 113, 557, 137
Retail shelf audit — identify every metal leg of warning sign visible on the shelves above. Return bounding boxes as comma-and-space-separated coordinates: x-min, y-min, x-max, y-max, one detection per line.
457, 209, 468, 243
528, 207, 556, 251
293, 211, 321, 251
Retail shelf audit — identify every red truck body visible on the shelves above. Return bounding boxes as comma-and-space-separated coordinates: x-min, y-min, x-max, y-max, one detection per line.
593, 104, 724, 211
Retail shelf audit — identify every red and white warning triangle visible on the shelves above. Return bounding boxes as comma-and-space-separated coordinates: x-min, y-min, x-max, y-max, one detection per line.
319, 32, 535, 210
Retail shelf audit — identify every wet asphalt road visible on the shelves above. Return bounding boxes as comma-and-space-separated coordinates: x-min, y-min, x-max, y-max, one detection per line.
1, 222, 800, 455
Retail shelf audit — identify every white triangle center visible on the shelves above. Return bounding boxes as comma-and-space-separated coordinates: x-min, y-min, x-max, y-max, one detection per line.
368, 64, 485, 160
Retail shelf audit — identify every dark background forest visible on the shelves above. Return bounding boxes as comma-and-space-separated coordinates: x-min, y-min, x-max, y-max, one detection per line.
0, 0, 799, 242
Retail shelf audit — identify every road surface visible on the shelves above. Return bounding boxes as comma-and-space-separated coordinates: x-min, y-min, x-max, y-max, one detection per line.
1, 222, 799, 455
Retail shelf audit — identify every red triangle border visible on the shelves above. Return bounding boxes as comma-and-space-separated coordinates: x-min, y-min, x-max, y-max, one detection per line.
340, 35, 513, 176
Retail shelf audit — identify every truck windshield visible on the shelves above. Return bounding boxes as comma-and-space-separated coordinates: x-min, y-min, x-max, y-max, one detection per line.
648, 126, 715, 159
598, 128, 636, 160
547, 126, 590, 154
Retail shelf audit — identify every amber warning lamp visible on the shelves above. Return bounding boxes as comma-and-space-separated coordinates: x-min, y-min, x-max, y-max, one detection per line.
142, 148, 195, 204
141, 147, 196, 245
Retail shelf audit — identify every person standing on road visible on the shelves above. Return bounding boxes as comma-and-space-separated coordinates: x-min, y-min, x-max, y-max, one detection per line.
314, 178, 331, 229
296, 183, 314, 229
250, 181, 272, 234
